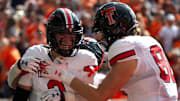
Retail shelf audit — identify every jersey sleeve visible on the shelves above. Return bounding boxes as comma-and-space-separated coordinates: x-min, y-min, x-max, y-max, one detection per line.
22, 45, 43, 59
80, 49, 98, 66
17, 45, 43, 87
18, 72, 33, 87
89, 53, 98, 66
86, 50, 99, 72
108, 39, 137, 66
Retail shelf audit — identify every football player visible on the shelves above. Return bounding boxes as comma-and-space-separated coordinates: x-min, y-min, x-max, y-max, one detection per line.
8, 8, 104, 101
41, 2, 178, 101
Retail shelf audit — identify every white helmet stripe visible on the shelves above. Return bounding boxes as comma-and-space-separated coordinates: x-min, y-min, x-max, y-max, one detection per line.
61, 8, 74, 29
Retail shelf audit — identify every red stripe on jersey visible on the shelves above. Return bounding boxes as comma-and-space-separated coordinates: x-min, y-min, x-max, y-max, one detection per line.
110, 50, 136, 66
20, 71, 29, 76
63, 8, 72, 28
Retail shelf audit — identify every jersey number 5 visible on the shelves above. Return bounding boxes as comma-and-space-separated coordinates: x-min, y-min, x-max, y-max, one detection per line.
150, 45, 175, 83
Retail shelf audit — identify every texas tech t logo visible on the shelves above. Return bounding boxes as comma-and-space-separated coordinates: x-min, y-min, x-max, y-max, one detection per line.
101, 7, 115, 25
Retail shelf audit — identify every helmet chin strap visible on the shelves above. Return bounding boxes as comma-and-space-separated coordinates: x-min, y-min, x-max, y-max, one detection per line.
55, 48, 73, 57
55, 45, 79, 57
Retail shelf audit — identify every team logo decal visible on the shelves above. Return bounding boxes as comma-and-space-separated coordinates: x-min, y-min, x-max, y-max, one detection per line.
101, 7, 116, 25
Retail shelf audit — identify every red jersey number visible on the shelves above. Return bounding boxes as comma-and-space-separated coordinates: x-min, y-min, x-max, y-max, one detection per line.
150, 45, 175, 83
48, 80, 65, 100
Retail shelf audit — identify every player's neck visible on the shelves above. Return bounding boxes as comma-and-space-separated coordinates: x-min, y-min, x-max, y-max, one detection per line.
50, 50, 64, 60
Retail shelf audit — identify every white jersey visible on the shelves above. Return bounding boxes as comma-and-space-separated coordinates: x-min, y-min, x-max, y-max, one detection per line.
18, 44, 98, 101
108, 36, 178, 101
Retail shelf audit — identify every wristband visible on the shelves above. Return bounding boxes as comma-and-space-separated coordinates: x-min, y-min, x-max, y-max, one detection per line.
17, 59, 22, 70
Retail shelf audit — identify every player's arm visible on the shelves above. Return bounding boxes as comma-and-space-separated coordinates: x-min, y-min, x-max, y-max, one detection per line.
69, 41, 137, 100
70, 59, 137, 101
8, 57, 40, 89
40, 58, 137, 101
8, 45, 42, 89
8, 61, 22, 89
13, 69, 33, 101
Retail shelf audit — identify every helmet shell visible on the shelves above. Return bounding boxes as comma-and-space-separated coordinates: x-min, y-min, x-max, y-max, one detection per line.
93, 2, 136, 45
46, 8, 83, 57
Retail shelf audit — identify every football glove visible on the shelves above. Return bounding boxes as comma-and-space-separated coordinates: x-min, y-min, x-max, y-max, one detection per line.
39, 60, 75, 85
17, 57, 41, 74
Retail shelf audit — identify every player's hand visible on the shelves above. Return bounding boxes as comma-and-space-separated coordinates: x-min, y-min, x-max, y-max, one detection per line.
40, 60, 74, 85
39, 60, 67, 81
40, 88, 61, 101
18, 57, 41, 74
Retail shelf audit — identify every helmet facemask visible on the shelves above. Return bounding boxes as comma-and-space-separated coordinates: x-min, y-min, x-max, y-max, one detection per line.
46, 8, 83, 57
54, 31, 82, 57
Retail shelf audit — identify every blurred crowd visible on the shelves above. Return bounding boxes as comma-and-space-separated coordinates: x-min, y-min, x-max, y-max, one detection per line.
0, 0, 179, 100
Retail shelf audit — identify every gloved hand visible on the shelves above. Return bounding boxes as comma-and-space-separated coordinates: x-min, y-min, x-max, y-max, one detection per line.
17, 57, 41, 74
40, 60, 75, 85
40, 88, 61, 101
